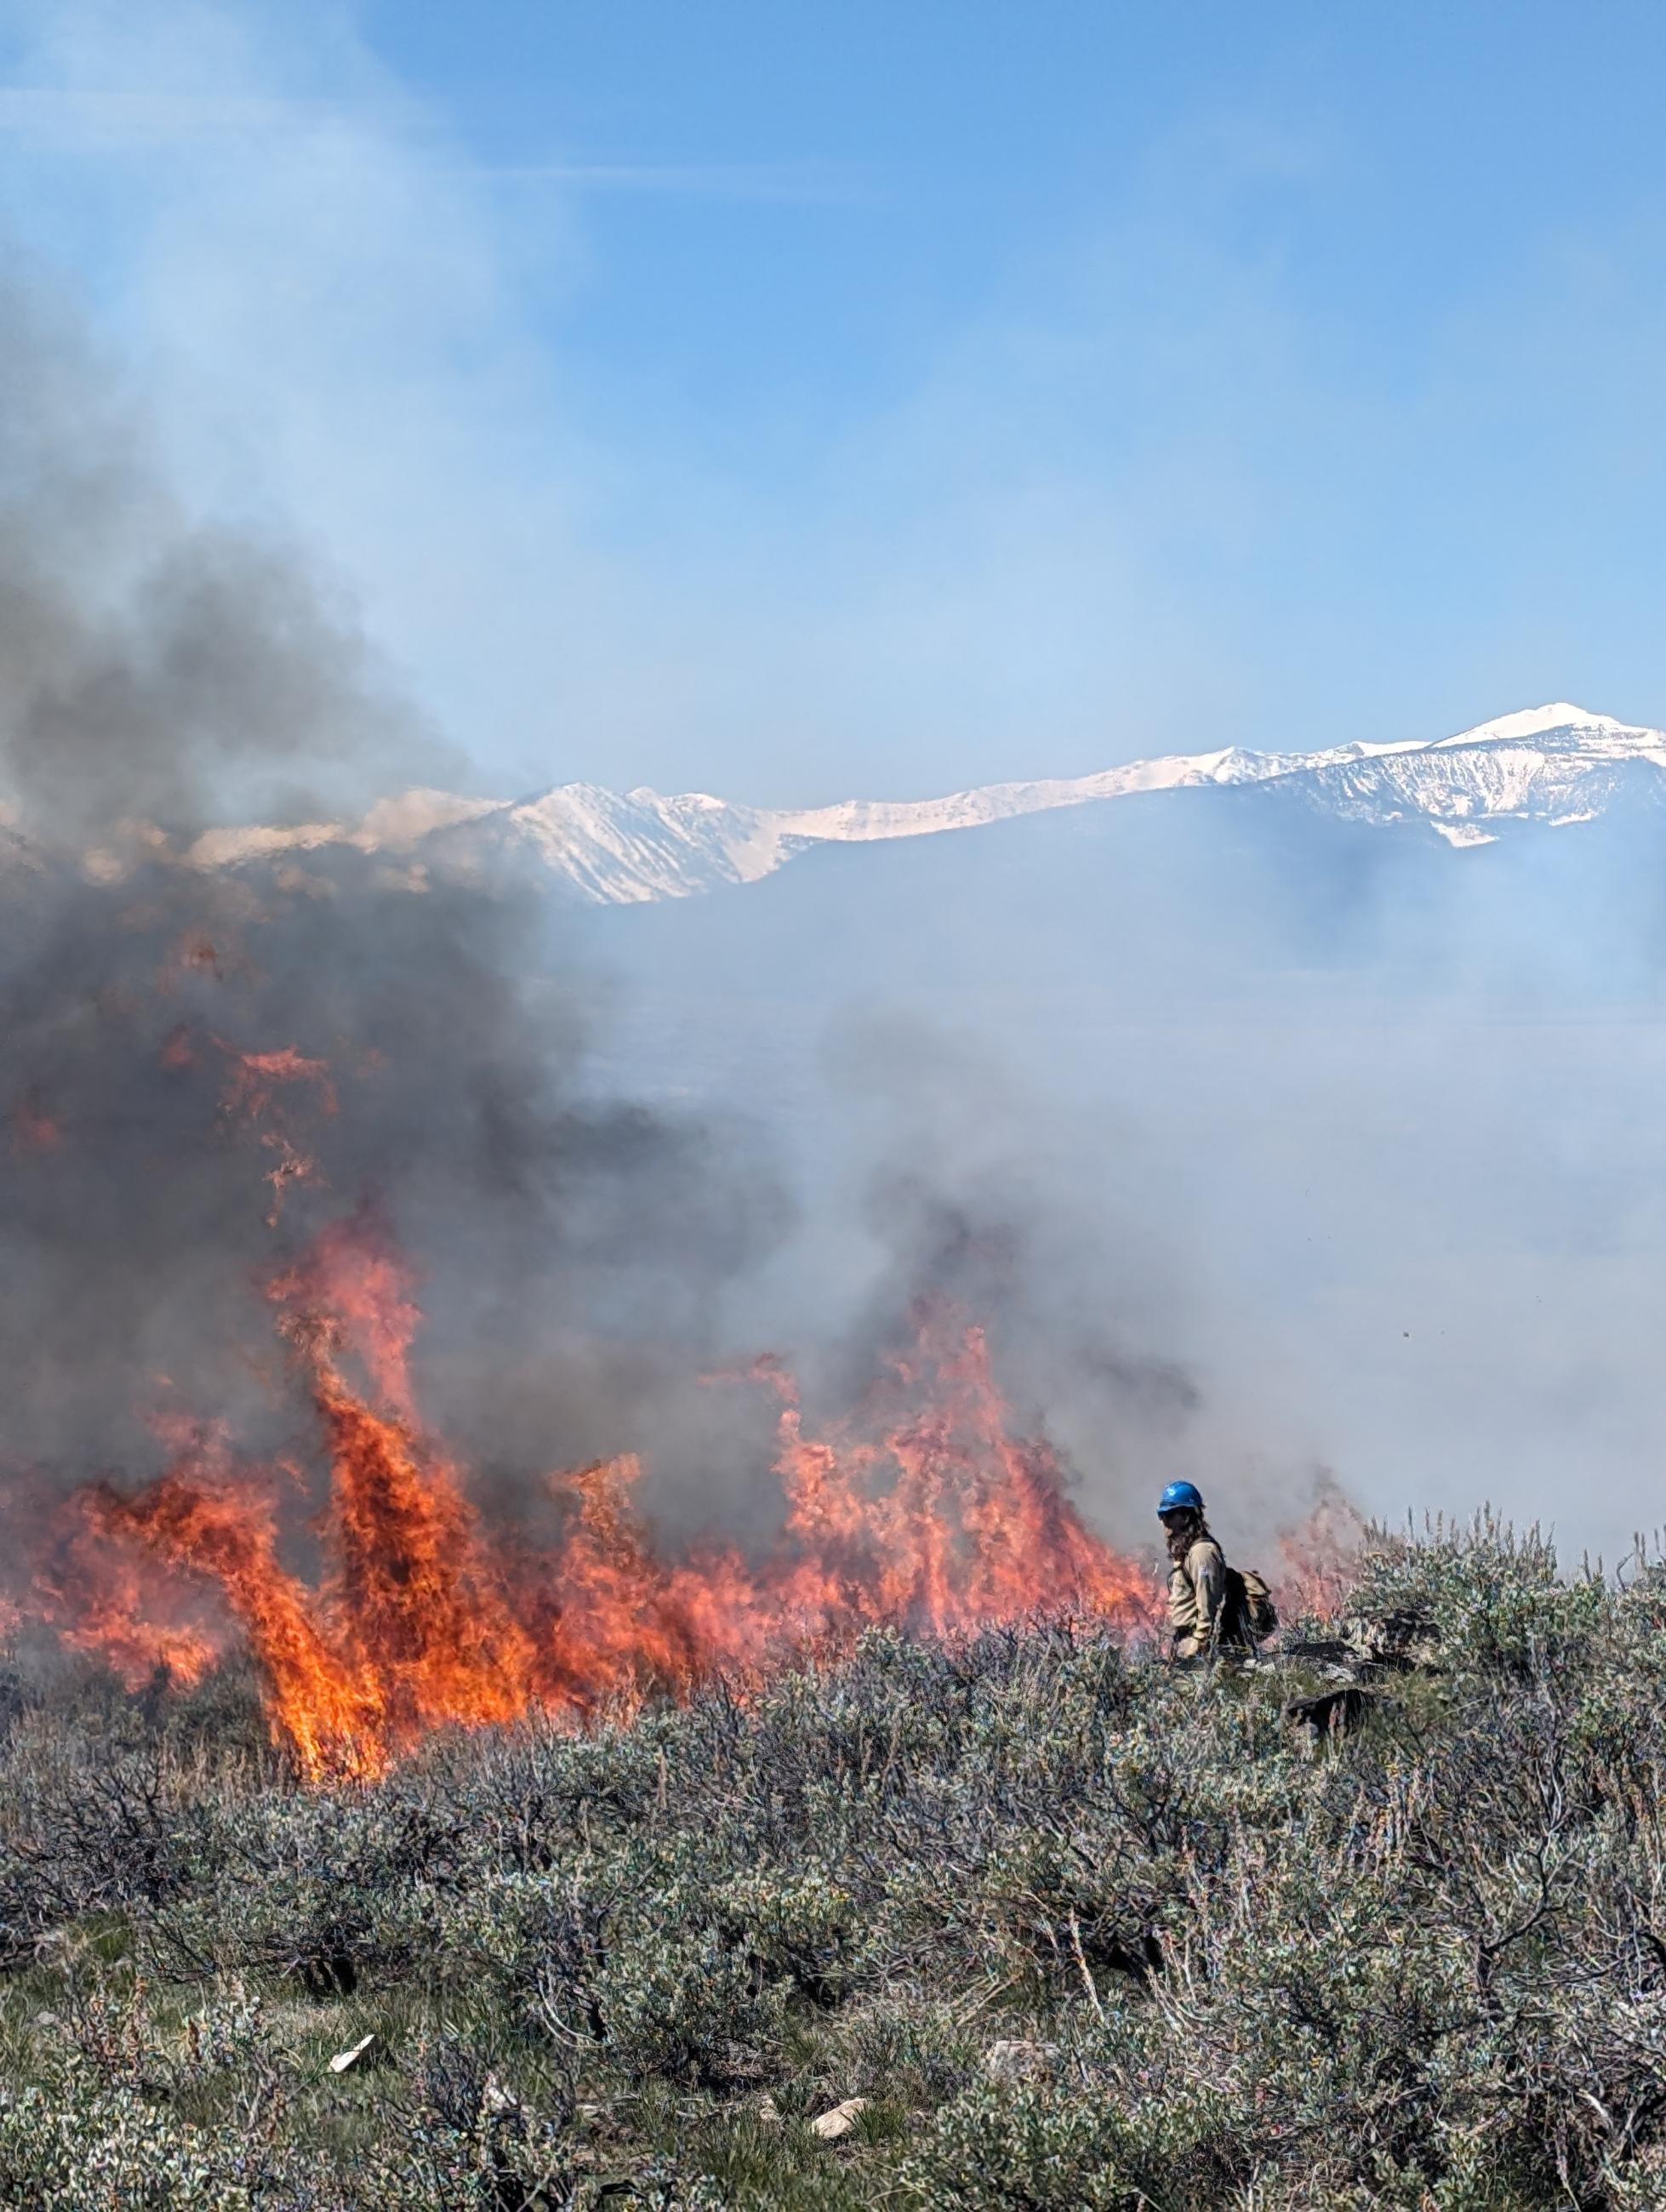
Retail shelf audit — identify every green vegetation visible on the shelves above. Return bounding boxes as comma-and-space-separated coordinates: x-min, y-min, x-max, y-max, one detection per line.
4, 1517, 1666, 2208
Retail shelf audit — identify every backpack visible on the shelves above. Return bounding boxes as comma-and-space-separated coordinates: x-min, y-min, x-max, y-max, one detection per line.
1225, 1565, 1279, 1643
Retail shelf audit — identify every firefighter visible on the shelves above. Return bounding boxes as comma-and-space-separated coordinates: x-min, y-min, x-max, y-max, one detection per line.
1159, 1480, 1243, 1660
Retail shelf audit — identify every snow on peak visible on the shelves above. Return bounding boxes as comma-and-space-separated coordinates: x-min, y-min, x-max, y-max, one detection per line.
145, 699, 1666, 905
1434, 702, 1634, 749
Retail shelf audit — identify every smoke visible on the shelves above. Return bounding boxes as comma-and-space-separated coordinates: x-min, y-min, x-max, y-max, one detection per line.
591, 774, 1666, 1571
0, 273, 788, 1525
0, 289, 1177, 1761
876, 1048, 1351, 1571
8, 0, 1660, 1601
0, 268, 1242, 1636
837, 1172, 1203, 1554
0, 276, 446, 841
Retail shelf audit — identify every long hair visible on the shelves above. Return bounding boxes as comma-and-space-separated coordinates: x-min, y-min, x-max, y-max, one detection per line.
1164, 1506, 1214, 1566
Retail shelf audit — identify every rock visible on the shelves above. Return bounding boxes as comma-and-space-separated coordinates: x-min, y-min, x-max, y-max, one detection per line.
983, 2038, 1057, 2084
1286, 1685, 1376, 1750
1343, 1611, 1441, 1669
1285, 1617, 1441, 1681
809, 2096, 870, 2141
328, 2032, 376, 2074
1278, 1636, 1361, 1672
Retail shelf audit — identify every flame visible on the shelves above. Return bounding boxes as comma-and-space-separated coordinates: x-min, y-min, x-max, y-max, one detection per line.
764, 1312, 1155, 1639
219, 1044, 339, 1125
313, 1365, 534, 1742
1, 812, 1359, 1784
216, 1041, 338, 1225
1276, 1474, 1368, 1621
47, 1491, 224, 1690
535, 1454, 758, 1713
79, 1470, 383, 1781
268, 1209, 422, 1422
30, 1217, 1163, 1781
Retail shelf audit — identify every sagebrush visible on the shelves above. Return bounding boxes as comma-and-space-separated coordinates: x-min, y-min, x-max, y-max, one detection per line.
3, 1515, 1666, 2208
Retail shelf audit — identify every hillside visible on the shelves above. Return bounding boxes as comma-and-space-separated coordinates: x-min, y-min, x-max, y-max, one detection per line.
3, 1519, 1666, 2208
14, 701, 1653, 909
583, 754, 1666, 1013
391, 700, 1666, 900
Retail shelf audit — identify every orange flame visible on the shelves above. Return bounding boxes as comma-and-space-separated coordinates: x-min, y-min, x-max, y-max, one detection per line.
47, 1492, 224, 1690
4, 865, 1351, 1781
268, 1210, 422, 1422
32, 1219, 1164, 1781
216, 1041, 338, 1225
1276, 1474, 1367, 1620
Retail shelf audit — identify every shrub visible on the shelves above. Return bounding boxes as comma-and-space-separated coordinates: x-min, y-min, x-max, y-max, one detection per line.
5, 1519, 1666, 2205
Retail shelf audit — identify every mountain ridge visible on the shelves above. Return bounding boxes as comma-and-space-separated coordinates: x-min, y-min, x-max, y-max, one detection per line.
18, 700, 1666, 904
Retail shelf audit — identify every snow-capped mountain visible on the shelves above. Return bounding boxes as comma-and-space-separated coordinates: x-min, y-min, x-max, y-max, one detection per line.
153, 700, 1666, 903
1269, 704, 1666, 850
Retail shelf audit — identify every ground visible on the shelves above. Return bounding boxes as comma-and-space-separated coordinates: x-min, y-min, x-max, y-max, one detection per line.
3, 1518, 1665, 2209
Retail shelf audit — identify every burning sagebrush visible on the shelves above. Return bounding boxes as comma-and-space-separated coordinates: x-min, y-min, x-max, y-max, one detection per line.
30, 1206, 1160, 1778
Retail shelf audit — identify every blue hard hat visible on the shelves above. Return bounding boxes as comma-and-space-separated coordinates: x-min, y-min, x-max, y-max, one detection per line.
1157, 1479, 1205, 1518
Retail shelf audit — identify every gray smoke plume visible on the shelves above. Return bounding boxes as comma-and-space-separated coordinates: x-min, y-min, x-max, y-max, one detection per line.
0, 276, 788, 1542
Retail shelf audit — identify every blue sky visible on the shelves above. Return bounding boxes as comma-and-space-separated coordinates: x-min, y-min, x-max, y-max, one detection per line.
3, 0, 1665, 802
